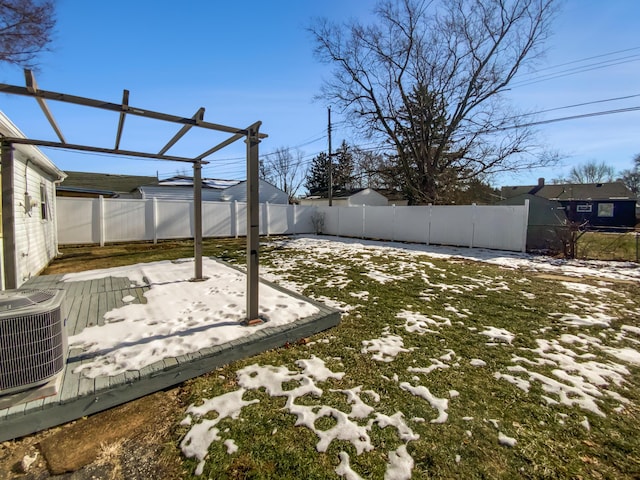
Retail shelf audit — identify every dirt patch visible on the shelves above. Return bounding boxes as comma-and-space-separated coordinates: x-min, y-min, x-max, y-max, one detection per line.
535, 273, 636, 285
0, 389, 186, 480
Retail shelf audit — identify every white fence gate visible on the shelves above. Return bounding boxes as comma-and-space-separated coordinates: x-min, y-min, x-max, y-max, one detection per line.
56, 197, 529, 252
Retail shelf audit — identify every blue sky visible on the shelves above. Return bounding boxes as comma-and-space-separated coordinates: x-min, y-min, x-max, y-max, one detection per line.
0, 0, 638, 189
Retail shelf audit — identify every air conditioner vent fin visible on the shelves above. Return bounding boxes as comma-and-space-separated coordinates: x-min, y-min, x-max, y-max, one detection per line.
0, 289, 67, 396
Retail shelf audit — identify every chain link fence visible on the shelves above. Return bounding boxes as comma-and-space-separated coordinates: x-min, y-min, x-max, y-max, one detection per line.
574, 228, 639, 262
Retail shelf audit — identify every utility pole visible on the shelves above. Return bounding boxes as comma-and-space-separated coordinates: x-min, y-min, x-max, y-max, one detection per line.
328, 106, 333, 206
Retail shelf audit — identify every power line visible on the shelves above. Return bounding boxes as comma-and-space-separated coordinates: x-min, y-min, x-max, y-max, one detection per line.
503, 93, 640, 121
511, 55, 640, 88
515, 46, 640, 78
491, 105, 640, 132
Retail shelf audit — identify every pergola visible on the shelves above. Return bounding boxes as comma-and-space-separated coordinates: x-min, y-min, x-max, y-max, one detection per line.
0, 69, 266, 322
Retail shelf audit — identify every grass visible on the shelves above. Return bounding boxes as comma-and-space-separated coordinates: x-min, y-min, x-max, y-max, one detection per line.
46, 236, 640, 479
576, 230, 639, 262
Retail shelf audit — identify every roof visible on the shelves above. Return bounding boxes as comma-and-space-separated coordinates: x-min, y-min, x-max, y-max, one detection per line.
0, 110, 66, 181
61, 171, 158, 194
501, 182, 635, 201
157, 175, 241, 189
306, 188, 384, 199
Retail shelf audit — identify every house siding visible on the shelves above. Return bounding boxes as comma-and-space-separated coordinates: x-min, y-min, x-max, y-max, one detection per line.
222, 180, 289, 204
346, 189, 388, 206
137, 185, 224, 202
300, 188, 389, 207
11, 150, 61, 286
560, 200, 636, 228
1, 111, 65, 289
136, 180, 288, 204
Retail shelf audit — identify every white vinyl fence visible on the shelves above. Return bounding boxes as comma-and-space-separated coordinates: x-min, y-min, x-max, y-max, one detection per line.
56, 197, 529, 252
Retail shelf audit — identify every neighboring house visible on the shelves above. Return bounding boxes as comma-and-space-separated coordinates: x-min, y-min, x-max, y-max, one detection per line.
375, 189, 409, 206
299, 188, 389, 207
0, 111, 66, 289
499, 194, 567, 252
501, 178, 637, 229
135, 176, 289, 204
57, 171, 158, 198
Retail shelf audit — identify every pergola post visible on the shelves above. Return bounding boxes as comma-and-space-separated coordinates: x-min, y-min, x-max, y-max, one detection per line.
0, 70, 269, 294
246, 124, 261, 323
193, 160, 203, 280
1, 141, 17, 289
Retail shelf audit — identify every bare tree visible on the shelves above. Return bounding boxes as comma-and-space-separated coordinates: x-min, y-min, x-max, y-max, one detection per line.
262, 146, 305, 201
0, 0, 55, 68
567, 160, 615, 184
310, 0, 559, 204
618, 153, 640, 195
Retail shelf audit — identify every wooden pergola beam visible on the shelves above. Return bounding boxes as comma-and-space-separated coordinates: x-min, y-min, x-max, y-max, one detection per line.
158, 107, 205, 156
1, 137, 205, 164
195, 131, 245, 161
24, 69, 66, 143
114, 89, 129, 150
0, 81, 247, 136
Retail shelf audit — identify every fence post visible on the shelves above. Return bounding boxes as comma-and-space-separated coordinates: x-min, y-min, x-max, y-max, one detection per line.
470, 203, 476, 249
521, 199, 530, 253
265, 201, 270, 237
362, 204, 366, 239
426, 204, 432, 245
152, 197, 158, 244
233, 200, 238, 239
98, 195, 105, 247
392, 204, 396, 242
292, 204, 297, 235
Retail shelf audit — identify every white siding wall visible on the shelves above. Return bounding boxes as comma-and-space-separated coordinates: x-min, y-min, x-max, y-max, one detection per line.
137, 185, 224, 202
13, 155, 59, 285
222, 180, 289, 204
347, 189, 388, 206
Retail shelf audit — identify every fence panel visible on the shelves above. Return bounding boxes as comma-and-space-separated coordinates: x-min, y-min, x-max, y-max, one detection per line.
203, 202, 234, 238
235, 202, 248, 237
473, 205, 526, 251
56, 197, 528, 252
394, 206, 430, 243
266, 204, 292, 234
337, 207, 365, 238
430, 206, 474, 246
364, 206, 394, 240
57, 197, 97, 244
294, 205, 316, 234
156, 200, 192, 239
103, 198, 151, 243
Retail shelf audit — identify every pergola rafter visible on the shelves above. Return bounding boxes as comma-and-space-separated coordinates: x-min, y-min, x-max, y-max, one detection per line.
0, 69, 266, 322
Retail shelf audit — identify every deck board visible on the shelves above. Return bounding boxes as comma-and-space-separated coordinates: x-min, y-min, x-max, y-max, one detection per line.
0, 270, 341, 442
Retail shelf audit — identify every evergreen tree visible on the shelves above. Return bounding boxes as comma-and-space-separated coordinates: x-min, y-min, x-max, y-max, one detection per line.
304, 152, 330, 195
333, 141, 355, 191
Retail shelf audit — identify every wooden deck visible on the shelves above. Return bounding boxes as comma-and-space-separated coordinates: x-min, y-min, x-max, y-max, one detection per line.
0, 272, 340, 442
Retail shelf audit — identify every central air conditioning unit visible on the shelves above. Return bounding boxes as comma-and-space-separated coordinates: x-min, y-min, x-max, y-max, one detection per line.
0, 289, 67, 396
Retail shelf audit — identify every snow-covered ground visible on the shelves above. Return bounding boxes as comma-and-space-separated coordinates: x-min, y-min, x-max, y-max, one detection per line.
60, 236, 640, 477
180, 236, 640, 477
63, 257, 319, 377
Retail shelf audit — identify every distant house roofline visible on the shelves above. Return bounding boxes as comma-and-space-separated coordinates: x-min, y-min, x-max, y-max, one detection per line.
501, 179, 634, 201
60, 171, 158, 194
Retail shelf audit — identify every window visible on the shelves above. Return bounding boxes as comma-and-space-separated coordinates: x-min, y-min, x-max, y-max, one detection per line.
576, 204, 592, 213
40, 184, 48, 220
597, 203, 614, 218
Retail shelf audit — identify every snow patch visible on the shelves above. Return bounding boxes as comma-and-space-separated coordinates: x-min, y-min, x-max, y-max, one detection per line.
362, 330, 413, 362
